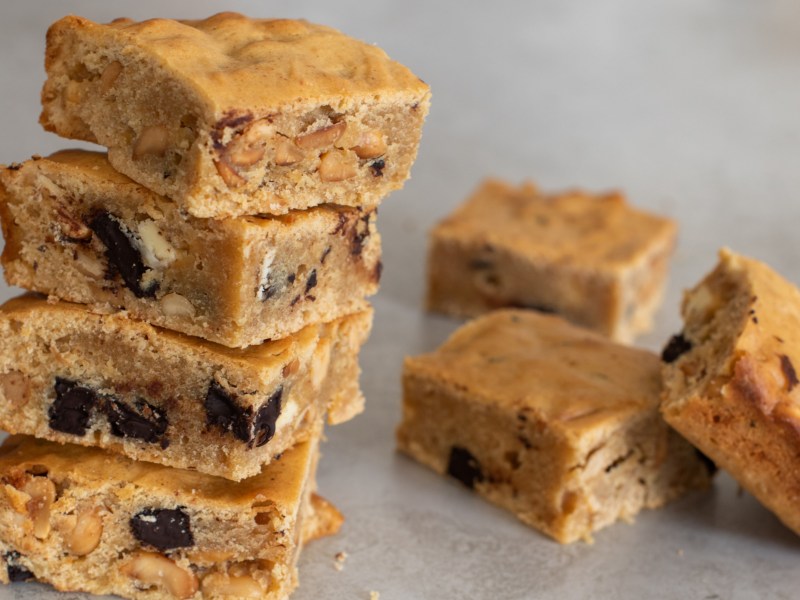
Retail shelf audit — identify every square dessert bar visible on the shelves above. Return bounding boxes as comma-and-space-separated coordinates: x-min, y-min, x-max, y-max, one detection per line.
427, 179, 677, 342
0, 433, 339, 599
661, 249, 800, 536
0, 294, 371, 480
40, 13, 431, 218
398, 310, 711, 543
0, 151, 381, 348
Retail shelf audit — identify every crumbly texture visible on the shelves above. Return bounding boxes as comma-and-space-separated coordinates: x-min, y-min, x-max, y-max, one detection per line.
0, 295, 372, 480
39, 14, 431, 218
397, 310, 710, 543
661, 249, 800, 537
426, 179, 677, 343
0, 434, 341, 599
0, 151, 381, 348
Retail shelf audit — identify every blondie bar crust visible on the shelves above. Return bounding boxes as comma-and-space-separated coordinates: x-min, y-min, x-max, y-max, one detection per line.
0, 434, 338, 599
0, 295, 371, 480
661, 249, 800, 536
0, 151, 381, 348
40, 14, 430, 218
427, 180, 677, 342
398, 310, 710, 543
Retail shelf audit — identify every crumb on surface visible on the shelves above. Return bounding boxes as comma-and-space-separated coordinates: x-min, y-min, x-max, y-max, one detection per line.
370, 592, 380, 600
334, 551, 348, 571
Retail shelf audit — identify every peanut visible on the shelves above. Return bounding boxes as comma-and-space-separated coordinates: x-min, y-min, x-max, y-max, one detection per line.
133, 125, 170, 160
74, 248, 106, 279
295, 121, 347, 150
214, 158, 245, 188
352, 129, 387, 159
318, 150, 357, 182
274, 137, 304, 166
0, 370, 30, 408
201, 573, 264, 598
23, 477, 56, 540
67, 506, 103, 556
55, 207, 92, 242
121, 552, 198, 599
159, 293, 196, 318
100, 61, 123, 93
225, 120, 273, 167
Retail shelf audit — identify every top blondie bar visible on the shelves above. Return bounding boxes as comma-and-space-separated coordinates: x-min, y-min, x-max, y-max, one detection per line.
40, 13, 431, 218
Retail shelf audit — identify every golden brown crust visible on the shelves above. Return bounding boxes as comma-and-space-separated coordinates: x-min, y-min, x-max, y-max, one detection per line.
661, 249, 800, 535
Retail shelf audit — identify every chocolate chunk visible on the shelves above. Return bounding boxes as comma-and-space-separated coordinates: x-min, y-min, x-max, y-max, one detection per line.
661, 333, 693, 363
694, 449, 718, 476
446, 446, 484, 489
251, 388, 283, 448
4, 552, 34, 582
373, 260, 384, 284
370, 159, 385, 177
104, 398, 168, 444
89, 211, 157, 298
49, 378, 97, 436
780, 355, 799, 391
320, 246, 332, 264
130, 508, 194, 551
351, 214, 372, 256
305, 269, 318, 294
287, 273, 296, 284
205, 382, 283, 447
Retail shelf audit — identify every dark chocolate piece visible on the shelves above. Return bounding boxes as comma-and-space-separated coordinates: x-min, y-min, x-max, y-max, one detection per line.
305, 269, 318, 295
4, 552, 34, 582
661, 333, 693, 363
89, 211, 157, 298
447, 446, 484, 489
370, 159, 385, 176
205, 382, 283, 447
780, 354, 799, 391
103, 398, 168, 445
130, 508, 194, 551
49, 378, 97, 436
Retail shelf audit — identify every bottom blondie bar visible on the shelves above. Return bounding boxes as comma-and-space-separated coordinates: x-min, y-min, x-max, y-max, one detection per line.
398, 310, 711, 543
0, 432, 336, 599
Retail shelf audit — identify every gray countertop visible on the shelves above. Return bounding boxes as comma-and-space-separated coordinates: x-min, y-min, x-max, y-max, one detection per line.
2, 1, 800, 598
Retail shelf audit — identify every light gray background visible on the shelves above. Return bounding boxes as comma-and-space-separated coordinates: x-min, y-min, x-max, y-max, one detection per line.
2, 1, 800, 598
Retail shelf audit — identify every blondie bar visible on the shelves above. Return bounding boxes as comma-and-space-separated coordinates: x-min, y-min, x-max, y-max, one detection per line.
0, 433, 338, 599
427, 179, 677, 342
0, 151, 381, 348
398, 310, 711, 543
661, 249, 800, 536
0, 294, 371, 480
40, 13, 430, 218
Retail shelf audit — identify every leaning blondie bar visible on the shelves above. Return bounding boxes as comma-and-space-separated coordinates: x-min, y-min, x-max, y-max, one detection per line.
40, 13, 430, 218
661, 249, 800, 537
426, 179, 677, 342
398, 310, 710, 543
0, 151, 381, 348
0, 433, 338, 599
0, 295, 371, 480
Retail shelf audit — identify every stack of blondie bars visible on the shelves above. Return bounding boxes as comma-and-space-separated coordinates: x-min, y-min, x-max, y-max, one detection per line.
0, 13, 429, 599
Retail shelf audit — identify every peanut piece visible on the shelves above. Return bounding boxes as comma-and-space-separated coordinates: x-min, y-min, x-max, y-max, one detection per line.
352, 130, 387, 159
55, 207, 92, 242
274, 137, 304, 166
133, 125, 170, 160
225, 120, 273, 168
74, 248, 106, 279
67, 506, 103, 556
23, 477, 56, 540
295, 121, 347, 150
159, 293, 196, 318
214, 159, 246, 188
121, 552, 198, 599
318, 150, 357, 182
100, 61, 123, 93
0, 370, 30, 408
201, 573, 264, 598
